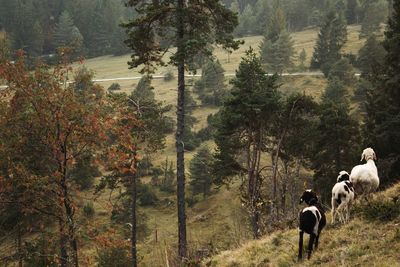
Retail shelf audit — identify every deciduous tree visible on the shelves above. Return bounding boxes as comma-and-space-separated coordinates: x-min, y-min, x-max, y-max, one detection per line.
0, 51, 113, 267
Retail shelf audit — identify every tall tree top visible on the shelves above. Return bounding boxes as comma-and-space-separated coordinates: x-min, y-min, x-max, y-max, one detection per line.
384, 0, 400, 79
265, 2, 286, 42
123, 0, 241, 73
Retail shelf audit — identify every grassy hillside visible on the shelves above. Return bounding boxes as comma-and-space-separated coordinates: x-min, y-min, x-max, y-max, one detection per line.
0, 25, 374, 266
73, 25, 364, 166
76, 25, 367, 266
74, 25, 364, 92
204, 182, 400, 267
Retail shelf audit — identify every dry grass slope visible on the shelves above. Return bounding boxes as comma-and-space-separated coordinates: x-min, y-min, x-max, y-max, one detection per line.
204, 182, 400, 267
70, 25, 369, 266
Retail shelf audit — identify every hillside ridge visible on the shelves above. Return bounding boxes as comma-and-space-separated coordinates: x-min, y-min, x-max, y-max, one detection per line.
204, 182, 400, 267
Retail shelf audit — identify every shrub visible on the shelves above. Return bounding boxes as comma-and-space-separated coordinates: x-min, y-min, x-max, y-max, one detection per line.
24, 235, 58, 267
328, 58, 356, 86
162, 116, 175, 134
394, 228, 400, 241
70, 152, 101, 190
108, 83, 121, 91
185, 195, 201, 208
163, 70, 174, 81
195, 127, 212, 142
138, 183, 159, 206
354, 199, 400, 222
96, 247, 132, 267
83, 202, 95, 218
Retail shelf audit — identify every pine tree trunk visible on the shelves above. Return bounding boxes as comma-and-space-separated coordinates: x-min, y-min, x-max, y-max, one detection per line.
248, 135, 261, 239
176, 0, 187, 260
131, 149, 138, 267
292, 160, 301, 217
281, 161, 289, 217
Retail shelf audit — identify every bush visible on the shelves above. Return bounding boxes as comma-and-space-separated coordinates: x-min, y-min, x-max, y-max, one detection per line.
162, 116, 175, 134
108, 83, 121, 91
164, 70, 174, 81
70, 152, 101, 190
109, 198, 151, 241
96, 247, 132, 267
328, 58, 356, 86
83, 202, 95, 218
195, 115, 217, 142
138, 183, 159, 206
354, 199, 400, 222
195, 127, 212, 142
24, 235, 58, 267
185, 195, 201, 208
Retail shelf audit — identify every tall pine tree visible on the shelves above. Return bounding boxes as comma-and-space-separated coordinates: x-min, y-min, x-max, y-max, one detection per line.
194, 60, 226, 106
122, 1, 240, 261
213, 48, 280, 238
310, 10, 347, 76
53, 11, 76, 48
312, 79, 361, 201
189, 146, 213, 198
260, 3, 294, 73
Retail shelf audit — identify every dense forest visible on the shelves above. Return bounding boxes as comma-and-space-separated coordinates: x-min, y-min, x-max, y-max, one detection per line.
1, 0, 399, 266
0, 0, 132, 58
0, 0, 389, 58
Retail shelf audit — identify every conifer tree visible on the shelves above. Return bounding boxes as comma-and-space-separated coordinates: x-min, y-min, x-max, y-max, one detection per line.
265, 30, 295, 73
312, 79, 361, 201
271, 93, 318, 217
354, 34, 386, 110
356, 34, 386, 78
31, 21, 44, 56
346, 0, 360, 24
236, 4, 256, 36
132, 75, 155, 101
260, 4, 294, 73
328, 58, 356, 86
253, 0, 272, 35
365, 0, 400, 184
299, 48, 307, 70
214, 48, 280, 238
189, 146, 213, 198
122, 1, 240, 260
360, 0, 388, 37
310, 10, 347, 76
53, 11, 76, 48
194, 60, 226, 106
